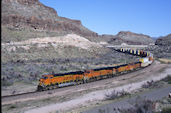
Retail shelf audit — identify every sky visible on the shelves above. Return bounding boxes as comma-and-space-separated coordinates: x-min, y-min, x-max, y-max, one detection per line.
39, 0, 171, 38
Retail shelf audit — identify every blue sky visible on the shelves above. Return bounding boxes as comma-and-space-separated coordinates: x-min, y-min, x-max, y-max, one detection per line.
39, 0, 171, 37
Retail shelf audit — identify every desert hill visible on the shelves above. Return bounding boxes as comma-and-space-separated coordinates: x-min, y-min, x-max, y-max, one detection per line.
2, 0, 155, 44
2, 0, 98, 41
108, 31, 155, 45
155, 34, 171, 46
145, 34, 171, 58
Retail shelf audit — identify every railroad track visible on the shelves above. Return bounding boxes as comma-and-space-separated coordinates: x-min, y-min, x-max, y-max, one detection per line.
2, 48, 154, 105
2, 61, 154, 105
2, 91, 37, 98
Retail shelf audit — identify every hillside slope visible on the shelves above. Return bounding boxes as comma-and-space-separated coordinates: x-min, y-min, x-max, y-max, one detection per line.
2, 0, 99, 41
155, 34, 171, 46
145, 34, 171, 58
2, 0, 155, 44
108, 31, 155, 45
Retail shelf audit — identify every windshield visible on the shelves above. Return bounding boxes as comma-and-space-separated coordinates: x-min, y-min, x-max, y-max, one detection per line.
41, 76, 48, 79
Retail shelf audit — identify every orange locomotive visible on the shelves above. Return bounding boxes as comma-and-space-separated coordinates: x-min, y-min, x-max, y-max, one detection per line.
38, 71, 84, 91
37, 62, 141, 91
37, 49, 152, 91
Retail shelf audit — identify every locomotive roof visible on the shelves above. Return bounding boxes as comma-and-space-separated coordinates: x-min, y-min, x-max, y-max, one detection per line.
53, 62, 141, 76
93, 66, 116, 71
93, 63, 129, 71
54, 71, 84, 76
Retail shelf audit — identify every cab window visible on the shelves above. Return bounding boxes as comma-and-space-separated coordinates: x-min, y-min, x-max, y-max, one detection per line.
86, 71, 90, 73
42, 76, 48, 79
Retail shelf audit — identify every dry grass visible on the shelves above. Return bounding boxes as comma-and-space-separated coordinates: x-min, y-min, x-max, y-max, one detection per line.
158, 58, 171, 64
2, 34, 102, 51
1, 26, 67, 43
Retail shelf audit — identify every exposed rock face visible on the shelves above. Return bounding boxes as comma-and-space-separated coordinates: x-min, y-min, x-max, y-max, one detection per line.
16, 0, 40, 5
2, 0, 155, 44
145, 34, 171, 58
108, 31, 154, 45
155, 34, 171, 46
1, 0, 98, 38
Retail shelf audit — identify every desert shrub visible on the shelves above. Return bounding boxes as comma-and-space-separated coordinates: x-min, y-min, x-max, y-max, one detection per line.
29, 71, 39, 81
167, 98, 171, 104
8, 105, 17, 110
98, 108, 105, 113
134, 100, 154, 113
162, 107, 171, 113
115, 98, 155, 113
142, 80, 155, 88
162, 75, 171, 84
105, 90, 130, 100
23, 78, 33, 84
1, 79, 14, 86
60, 66, 68, 71
55, 111, 59, 113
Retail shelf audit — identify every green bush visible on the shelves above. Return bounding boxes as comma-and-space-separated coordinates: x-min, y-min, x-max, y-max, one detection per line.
1, 80, 14, 86
162, 107, 171, 113
162, 75, 171, 84
8, 105, 17, 110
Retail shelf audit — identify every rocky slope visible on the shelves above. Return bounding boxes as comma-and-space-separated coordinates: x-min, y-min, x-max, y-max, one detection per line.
145, 34, 171, 58
108, 31, 155, 45
155, 34, 171, 46
2, 0, 155, 45
2, 0, 98, 40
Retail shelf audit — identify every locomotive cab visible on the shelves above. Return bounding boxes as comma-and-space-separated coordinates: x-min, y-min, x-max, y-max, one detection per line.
37, 75, 53, 91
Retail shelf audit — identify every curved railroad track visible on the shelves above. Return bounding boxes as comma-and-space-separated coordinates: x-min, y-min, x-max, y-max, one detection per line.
2, 48, 154, 105
1, 64, 153, 105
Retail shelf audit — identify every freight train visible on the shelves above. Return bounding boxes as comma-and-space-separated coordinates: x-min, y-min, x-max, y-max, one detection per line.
37, 48, 154, 91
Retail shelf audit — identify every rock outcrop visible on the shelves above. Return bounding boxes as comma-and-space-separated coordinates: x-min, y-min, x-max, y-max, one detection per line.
2, 0, 98, 38
108, 31, 154, 45
2, 0, 155, 45
145, 34, 171, 58
155, 34, 171, 46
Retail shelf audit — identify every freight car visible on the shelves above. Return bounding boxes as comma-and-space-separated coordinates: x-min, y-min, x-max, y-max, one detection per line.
37, 49, 153, 91
119, 48, 149, 57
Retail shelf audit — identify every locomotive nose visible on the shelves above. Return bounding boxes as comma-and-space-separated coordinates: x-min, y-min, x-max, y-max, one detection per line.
39, 79, 44, 85
39, 79, 43, 82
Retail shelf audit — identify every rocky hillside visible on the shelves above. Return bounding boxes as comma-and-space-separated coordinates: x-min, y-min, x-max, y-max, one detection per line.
1, 0, 156, 95
2, 0, 98, 40
108, 31, 155, 45
1, 33, 139, 91
155, 34, 171, 46
2, 0, 156, 45
145, 34, 171, 58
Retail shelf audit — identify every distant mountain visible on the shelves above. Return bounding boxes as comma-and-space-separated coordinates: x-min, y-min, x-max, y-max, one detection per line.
108, 31, 155, 45
155, 34, 171, 46
145, 33, 171, 58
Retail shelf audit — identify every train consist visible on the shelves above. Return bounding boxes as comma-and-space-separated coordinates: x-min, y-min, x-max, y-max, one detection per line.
37, 48, 154, 91
118, 48, 154, 67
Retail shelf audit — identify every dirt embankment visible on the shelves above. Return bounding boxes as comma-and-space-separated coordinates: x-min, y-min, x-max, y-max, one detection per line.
2, 34, 102, 51
23, 61, 170, 113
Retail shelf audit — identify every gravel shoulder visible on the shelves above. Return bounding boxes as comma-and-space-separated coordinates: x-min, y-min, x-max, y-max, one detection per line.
21, 61, 171, 113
